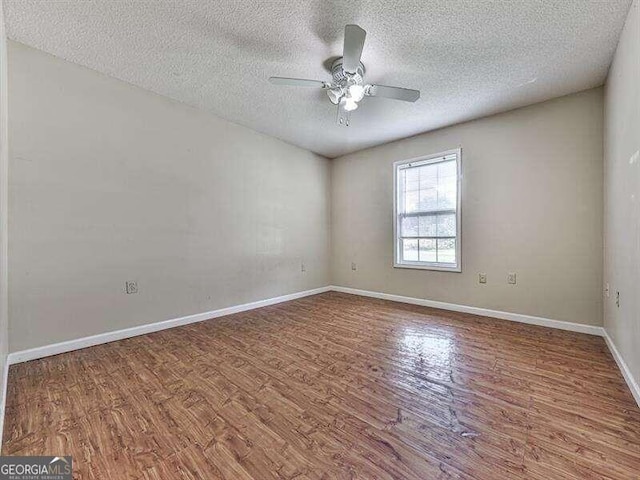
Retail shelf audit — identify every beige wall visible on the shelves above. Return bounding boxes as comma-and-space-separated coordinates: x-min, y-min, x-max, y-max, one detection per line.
332, 88, 604, 326
6, 36, 611, 353
604, 0, 640, 384
0, 0, 8, 444
8, 41, 331, 352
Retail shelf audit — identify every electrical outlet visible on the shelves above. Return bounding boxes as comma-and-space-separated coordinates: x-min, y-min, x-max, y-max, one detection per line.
507, 273, 516, 285
479, 273, 487, 284
301, 262, 306, 273
351, 262, 357, 271
616, 291, 620, 308
125, 281, 138, 294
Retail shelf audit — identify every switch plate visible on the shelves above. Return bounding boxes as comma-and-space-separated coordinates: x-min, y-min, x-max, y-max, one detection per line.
479, 273, 487, 284
507, 273, 516, 285
351, 262, 357, 271
605, 283, 610, 298
125, 281, 138, 294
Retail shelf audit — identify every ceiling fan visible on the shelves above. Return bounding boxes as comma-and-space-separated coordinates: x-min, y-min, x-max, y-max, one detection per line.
269, 25, 420, 127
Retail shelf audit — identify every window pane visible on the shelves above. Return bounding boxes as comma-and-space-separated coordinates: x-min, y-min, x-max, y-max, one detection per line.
437, 238, 456, 264
419, 164, 438, 190
405, 166, 420, 189
438, 160, 456, 179
404, 190, 419, 214
419, 186, 438, 211
418, 214, 437, 236
402, 161, 457, 213
418, 164, 437, 211
438, 182, 457, 210
419, 239, 436, 262
398, 169, 406, 208
437, 160, 457, 210
436, 213, 456, 237
401, 216, 418, 236
402, 239, 419, 261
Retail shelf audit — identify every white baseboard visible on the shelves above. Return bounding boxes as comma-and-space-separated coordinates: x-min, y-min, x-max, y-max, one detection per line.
3, 284, 638, 435
7, 286, 332, 365
330, 285, 605, 336
5, 284, 626, 401
603, 330, 640, 407
8, 284, 605, 366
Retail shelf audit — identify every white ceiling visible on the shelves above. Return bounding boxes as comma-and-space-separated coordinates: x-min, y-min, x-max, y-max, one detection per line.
4, 0, 633, 158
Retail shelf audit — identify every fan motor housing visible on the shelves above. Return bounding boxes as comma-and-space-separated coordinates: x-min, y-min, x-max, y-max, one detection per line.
331, 57, 365, 85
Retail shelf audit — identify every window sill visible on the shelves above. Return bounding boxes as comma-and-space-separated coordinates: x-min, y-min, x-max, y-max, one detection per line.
394, 263, 462, 273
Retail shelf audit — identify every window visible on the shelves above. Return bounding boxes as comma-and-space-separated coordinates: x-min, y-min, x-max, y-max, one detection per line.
394, 149, 461, 271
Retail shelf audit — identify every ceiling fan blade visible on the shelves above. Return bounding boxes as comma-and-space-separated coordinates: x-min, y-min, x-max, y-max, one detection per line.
336, 101, 352, 127
342, 25, 366, 74
368, 84, 420, 102
269, 77, 328, 88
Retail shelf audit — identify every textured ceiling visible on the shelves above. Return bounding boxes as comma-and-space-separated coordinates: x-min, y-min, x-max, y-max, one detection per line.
4, 0, 633, 158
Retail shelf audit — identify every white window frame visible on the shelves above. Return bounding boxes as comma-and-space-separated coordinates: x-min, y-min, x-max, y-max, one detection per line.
393, 148, 462, 272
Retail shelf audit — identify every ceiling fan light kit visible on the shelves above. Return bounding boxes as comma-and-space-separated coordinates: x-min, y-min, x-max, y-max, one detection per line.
269, 25, 420, 127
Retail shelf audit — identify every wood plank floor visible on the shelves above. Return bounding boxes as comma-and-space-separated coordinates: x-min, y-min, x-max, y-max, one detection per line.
3, 292, 640, 479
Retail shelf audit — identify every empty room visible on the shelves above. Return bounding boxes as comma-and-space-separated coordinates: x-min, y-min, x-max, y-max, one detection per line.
0, 0, 639, 478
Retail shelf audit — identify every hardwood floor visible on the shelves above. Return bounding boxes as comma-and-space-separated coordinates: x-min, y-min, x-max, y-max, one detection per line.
3, 292, 640, 479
